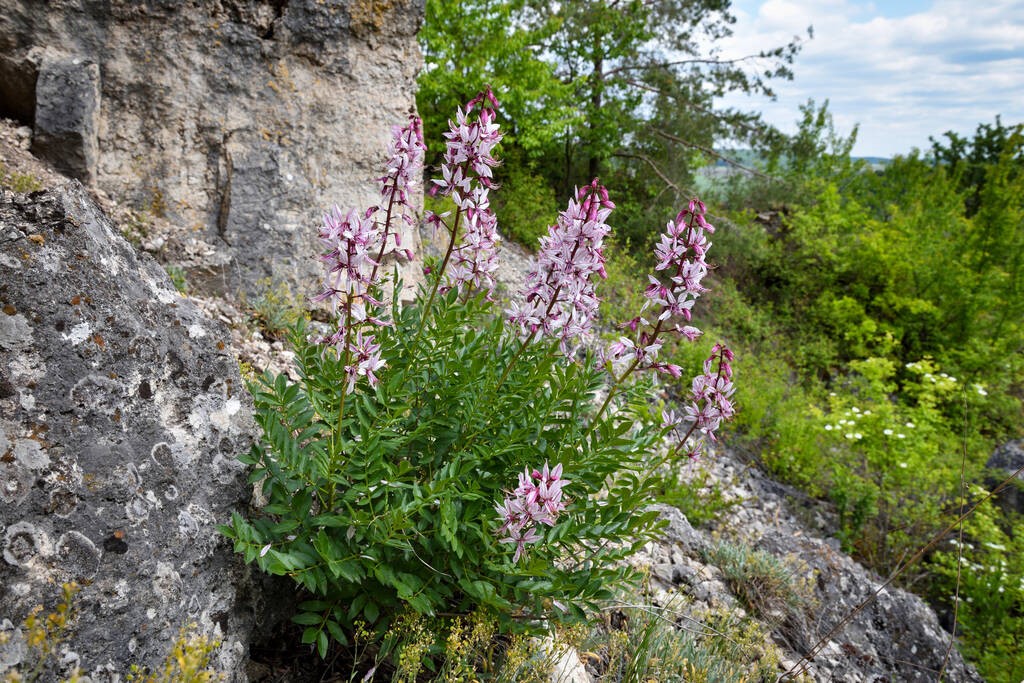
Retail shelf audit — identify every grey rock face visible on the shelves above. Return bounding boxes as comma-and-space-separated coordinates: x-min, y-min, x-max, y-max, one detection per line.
986, 439, 1024, 515
0, 0, 424, 299
988, 439, 1024, 474
633, 465, 983, 682
30, 55, 101, 185
0, 184, 262, 680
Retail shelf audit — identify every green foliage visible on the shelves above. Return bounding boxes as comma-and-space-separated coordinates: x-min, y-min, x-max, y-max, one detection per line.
707, 112, 1024, 675
0, 583, 224, 683
243, 277, 307, 341
418, 0, 806, 249
577, 604, 783, 682
650, 464, 739, 527
490, 149, 560, 246
0, 163, 43, 194
164, 265, 189, 295
126, 626, 223, 683
702, 541, 811, 622
417, 0, 572, 159
930, 116, 1024, 217
927, 495, 1024, 683
1, 583, 79, 683
713, 101, 863, 212
222, 284, 671, 650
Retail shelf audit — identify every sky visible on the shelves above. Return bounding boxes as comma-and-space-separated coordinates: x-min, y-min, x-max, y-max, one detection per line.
715, 0, 1024, 158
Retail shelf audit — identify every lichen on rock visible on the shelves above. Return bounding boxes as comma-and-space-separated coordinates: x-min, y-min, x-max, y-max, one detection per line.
0, 183, 265, 680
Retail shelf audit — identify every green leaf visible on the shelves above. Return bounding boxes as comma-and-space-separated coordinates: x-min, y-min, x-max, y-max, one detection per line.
326, 619, 349, 646
317, 630, 329, 658
292, 611, 322, 626
363, 600, 380, 624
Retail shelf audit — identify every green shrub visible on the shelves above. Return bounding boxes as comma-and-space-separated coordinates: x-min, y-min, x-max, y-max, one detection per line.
165, 265, 189, 295
928, 495, 1024, 683
221, 96, 734, 659
244, 277, 306, 340
491, 150, 561, 247
703, 541, 811, 622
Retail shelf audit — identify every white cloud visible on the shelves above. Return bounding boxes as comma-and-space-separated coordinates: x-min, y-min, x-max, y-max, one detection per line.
716, 0, 1024, 156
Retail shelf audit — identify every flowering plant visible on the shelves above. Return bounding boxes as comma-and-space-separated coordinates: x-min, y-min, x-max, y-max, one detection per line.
221, 90, 735, 656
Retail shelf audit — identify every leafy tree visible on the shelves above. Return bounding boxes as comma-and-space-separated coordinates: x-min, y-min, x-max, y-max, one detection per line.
930, 116, 1024, 216
417, 0, 808, 244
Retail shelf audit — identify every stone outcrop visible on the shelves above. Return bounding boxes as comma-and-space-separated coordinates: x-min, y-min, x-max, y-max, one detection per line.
0, 0, 424, 299
629, 465, 983, 682
0, 183, 263, 680
986, 438, 1024, 515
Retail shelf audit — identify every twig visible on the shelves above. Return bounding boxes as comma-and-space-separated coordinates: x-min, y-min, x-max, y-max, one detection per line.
611, 151, 690, 198
651, 128, 776, 180
778, 462, 1024, 681
602, 52, 785, 79
939, 390, 970, 680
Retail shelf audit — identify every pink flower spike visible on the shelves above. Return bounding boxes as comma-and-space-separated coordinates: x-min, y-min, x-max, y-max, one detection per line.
509, 180, 612, 354
495, 462, 569, 563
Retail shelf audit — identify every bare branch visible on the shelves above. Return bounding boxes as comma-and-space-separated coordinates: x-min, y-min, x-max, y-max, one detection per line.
651, 128, 777, 180
603, 52, 776, 79
611, 151, 691, 197
622, 78, 767, 137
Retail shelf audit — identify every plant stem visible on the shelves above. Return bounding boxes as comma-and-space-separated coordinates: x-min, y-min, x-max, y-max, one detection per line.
417, 206, 463, 339
329, 293, 354, 509
370, 177, 400, 286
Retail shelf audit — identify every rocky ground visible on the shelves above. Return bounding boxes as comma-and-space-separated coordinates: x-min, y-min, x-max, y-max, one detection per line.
0, 116, 981, 681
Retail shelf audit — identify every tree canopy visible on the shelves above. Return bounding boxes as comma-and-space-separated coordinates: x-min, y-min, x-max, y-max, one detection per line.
418, 0, 809, 244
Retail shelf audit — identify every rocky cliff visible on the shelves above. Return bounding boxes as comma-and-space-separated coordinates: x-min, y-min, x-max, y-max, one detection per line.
0, 0, 423, 298
0, 182, 264, 680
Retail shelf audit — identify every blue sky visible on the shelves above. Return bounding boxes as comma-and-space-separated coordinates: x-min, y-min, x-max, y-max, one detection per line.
716, 0, 1024, 157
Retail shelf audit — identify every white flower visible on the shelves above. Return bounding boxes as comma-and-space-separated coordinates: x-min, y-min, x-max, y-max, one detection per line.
897, 433, 906, 439
845, 433, 855, 440
899, 462, 908, 468
883, 428, 893, 436
974, 384, 988, 397
854, 432, 863, 440
825, 424, 834, 431
905, 421, 915, 428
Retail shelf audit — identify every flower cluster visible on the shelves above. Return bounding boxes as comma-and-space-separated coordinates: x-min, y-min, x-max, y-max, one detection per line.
664, 343, 736, 460
508, 179, 614, 354
494, 462, 569, 563
428, 88, 503, 297
608, 199, 713, 376
311, 207, 389, 392
312, 206, 383, 315
374, 115, 426, 266
312, 118, 425, 393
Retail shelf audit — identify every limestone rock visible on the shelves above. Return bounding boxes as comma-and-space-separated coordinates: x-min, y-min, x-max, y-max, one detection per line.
986, 439, 1024, 515
30, 54, 101, 185
0, 183, 264, 680
0, 0, 424, 299
630, 460, 984, 682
